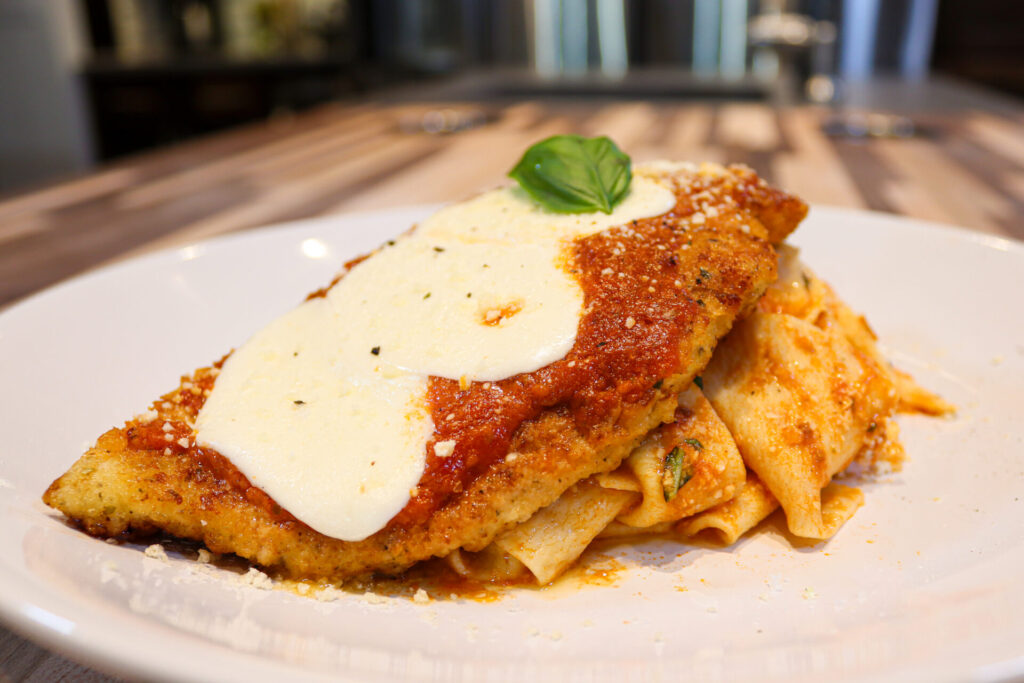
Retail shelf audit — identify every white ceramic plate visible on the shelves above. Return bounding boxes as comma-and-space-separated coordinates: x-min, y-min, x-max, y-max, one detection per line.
1, 206, 1022, 682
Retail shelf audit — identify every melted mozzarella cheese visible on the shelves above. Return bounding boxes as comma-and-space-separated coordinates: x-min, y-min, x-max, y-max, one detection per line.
195, 171, 677, 541
329, 239, 582, 382
196, 298, 433, 541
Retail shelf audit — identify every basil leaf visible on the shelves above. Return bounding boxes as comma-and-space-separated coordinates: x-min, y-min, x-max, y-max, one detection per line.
662, 446, 694, 502
508, 135, 632, 214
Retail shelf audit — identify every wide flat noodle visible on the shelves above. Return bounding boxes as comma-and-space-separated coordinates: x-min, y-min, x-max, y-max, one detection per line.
676, 475, 863, 545
817, 482, 864, 537
768, 245, 954, 419
443, 545, 530, 582
595, 385, 745, 528
702, 311, 882, 538
598, 520, 674, 539
677, 470, 778, 544
703, 248, 901, 539
489, 480, 638, 585
891, 368, 956, 416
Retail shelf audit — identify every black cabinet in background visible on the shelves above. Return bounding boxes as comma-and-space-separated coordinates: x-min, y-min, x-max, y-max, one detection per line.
78, 0, 378, 161
84, 57, 362, 160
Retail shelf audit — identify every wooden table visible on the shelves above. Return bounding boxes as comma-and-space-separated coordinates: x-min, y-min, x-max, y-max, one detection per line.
1, 96, 1022, 680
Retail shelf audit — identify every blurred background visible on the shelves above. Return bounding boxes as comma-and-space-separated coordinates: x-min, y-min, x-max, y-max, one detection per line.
2, 0, 1022, 193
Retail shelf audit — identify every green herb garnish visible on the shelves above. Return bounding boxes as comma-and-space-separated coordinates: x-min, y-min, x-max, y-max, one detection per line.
683, 438, 704, 451
508, 135, 632, 214
662, 446, 694, 502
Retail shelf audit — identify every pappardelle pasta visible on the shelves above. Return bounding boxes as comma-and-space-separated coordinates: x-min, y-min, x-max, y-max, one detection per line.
444, 246, 952, 585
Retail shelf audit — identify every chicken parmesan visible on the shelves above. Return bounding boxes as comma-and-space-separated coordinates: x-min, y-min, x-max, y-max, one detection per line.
43, 139, 947, 587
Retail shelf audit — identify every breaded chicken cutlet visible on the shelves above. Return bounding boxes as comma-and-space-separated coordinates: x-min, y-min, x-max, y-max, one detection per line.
44, 162, 807, 581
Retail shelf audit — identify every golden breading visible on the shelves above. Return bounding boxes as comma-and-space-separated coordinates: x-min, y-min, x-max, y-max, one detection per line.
43, 164, 807, 580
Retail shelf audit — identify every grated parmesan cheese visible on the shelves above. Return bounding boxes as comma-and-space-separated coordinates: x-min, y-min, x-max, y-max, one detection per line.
433, 440, 456, 458
239, 567, 273, 590
144, 544, 168, 561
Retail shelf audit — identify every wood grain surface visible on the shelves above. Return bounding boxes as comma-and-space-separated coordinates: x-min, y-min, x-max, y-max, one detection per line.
2, 100, 1023, 311
1, 96, 1022, 681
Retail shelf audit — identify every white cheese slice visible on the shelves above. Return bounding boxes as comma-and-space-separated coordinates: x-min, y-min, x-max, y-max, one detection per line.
195, 170, 677, 541
195, 298, 433, 541
330, 238, 581, 382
